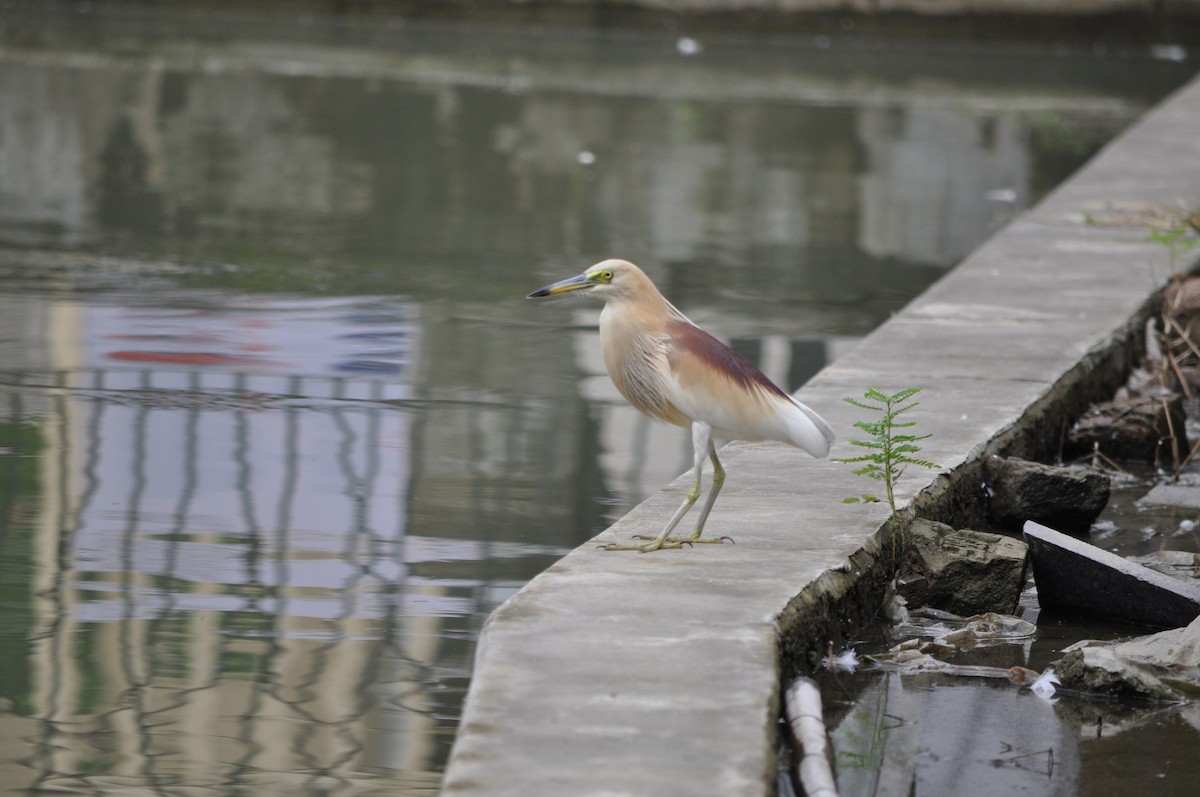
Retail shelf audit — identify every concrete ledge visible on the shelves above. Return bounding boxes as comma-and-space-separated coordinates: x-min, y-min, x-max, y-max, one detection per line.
442, 74, 1200, 796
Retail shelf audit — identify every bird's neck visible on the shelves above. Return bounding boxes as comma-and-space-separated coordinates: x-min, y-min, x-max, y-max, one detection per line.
599, 292, 675, 340
597, 293, 691, 428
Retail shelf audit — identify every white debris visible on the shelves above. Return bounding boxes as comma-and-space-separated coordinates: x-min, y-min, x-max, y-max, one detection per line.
1030, 669, 1061, 702
822, 648, 861, 674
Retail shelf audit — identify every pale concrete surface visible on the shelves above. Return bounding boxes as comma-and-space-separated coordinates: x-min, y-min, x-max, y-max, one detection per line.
441, 74, 1200, 796
1140, 480, 1200, 510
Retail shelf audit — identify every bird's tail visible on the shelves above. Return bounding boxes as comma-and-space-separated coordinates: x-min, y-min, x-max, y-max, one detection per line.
785, 397, 836, 458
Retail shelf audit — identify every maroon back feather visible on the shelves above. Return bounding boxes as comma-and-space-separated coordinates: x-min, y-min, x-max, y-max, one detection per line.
665, 319, 790, 401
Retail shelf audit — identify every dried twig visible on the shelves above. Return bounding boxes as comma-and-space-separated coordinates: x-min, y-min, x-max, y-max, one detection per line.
1161, 396, 1183, 476
1166, 315, 1200, 367
1075, 443, 1134, 477
1172, 435, 1200, 482
1163, 346, 1193, 400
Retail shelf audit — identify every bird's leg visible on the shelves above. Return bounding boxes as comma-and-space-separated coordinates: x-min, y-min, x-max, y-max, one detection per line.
603, 460, 702, 552
678, 436, 733, 545
601, 423, 709, 552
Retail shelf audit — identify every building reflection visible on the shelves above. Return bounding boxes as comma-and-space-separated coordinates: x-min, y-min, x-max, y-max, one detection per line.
0, 12, 1164, 281
0, 292, 593, 795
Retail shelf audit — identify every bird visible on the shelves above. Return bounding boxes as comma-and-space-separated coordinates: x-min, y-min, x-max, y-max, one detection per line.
527, 259, 835, 552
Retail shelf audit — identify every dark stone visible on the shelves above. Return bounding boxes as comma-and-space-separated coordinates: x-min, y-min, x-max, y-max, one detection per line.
984, 455, 1109, 537
898, 519, 1029, 616
1064, 395, 1189, 465
1023, 520, 1200, 629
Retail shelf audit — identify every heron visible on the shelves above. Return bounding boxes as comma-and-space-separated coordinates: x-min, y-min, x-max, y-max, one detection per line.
528, 259, 835, 552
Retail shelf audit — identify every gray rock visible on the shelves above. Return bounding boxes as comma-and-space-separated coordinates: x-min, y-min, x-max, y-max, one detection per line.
1053, 614, 1200, 701
984, 455, 1109, 537
898, 519, 1029, 616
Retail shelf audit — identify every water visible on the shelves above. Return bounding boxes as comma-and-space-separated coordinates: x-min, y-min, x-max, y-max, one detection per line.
803, 467, 1200, 797
0, 4, 1193, 794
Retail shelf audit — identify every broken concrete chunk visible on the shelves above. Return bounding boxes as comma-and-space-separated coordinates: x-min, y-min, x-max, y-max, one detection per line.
898, 519, 1028, 617
1053, 613, 1200, 701
1138, 479, 1200, 510
1023, 520, 1200, 629
984, 455, 1109, 537
1064, 395, 1189, 465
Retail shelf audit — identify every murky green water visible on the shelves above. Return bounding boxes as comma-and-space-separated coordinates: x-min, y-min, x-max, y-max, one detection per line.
0, 4, 1192, 794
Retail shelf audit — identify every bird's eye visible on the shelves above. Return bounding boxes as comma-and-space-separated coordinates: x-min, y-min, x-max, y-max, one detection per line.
601, 270, 614, 282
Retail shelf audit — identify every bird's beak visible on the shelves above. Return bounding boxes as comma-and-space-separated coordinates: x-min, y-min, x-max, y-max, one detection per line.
526, 273, 597, 299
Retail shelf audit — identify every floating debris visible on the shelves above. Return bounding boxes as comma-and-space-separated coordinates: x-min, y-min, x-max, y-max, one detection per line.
893, 609, 1037, 649
821, 648, 861, 674
1030, 669, 1061, 702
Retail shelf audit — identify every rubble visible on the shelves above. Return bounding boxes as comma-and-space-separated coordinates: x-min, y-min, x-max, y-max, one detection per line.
897, 519, 1028, 616
890, 609, 1037, 649
1053, 614, 1200, 701
1023, 520, 1200, 628
984, 455, 1110, 537
1063, 395, 1189, 466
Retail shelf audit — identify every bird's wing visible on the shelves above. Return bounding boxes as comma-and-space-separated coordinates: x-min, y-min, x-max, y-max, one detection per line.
664, 319, 834, 456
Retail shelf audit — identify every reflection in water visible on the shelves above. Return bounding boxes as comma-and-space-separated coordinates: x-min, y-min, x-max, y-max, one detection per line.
0, 291, 597, 794
0, 5, 1193, 795
830, 673, 1081, 795
2, 295, 536, 794
1, 10, 1182, 280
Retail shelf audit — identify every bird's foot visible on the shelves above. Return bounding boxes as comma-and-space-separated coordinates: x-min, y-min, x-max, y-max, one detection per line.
597, 538, 691, 553
627, 533, 735, 547
597, 532, 734, 552
677, 534, 735, 545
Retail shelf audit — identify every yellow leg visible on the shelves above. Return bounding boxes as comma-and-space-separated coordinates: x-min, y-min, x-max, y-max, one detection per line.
678, 439, 731, 545
600, 468, 701, 552
600, 423, 732, 552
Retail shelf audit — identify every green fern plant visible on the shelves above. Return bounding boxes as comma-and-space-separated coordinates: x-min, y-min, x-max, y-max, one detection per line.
1147, 223, 1200, 271
835, 387, 939, 528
